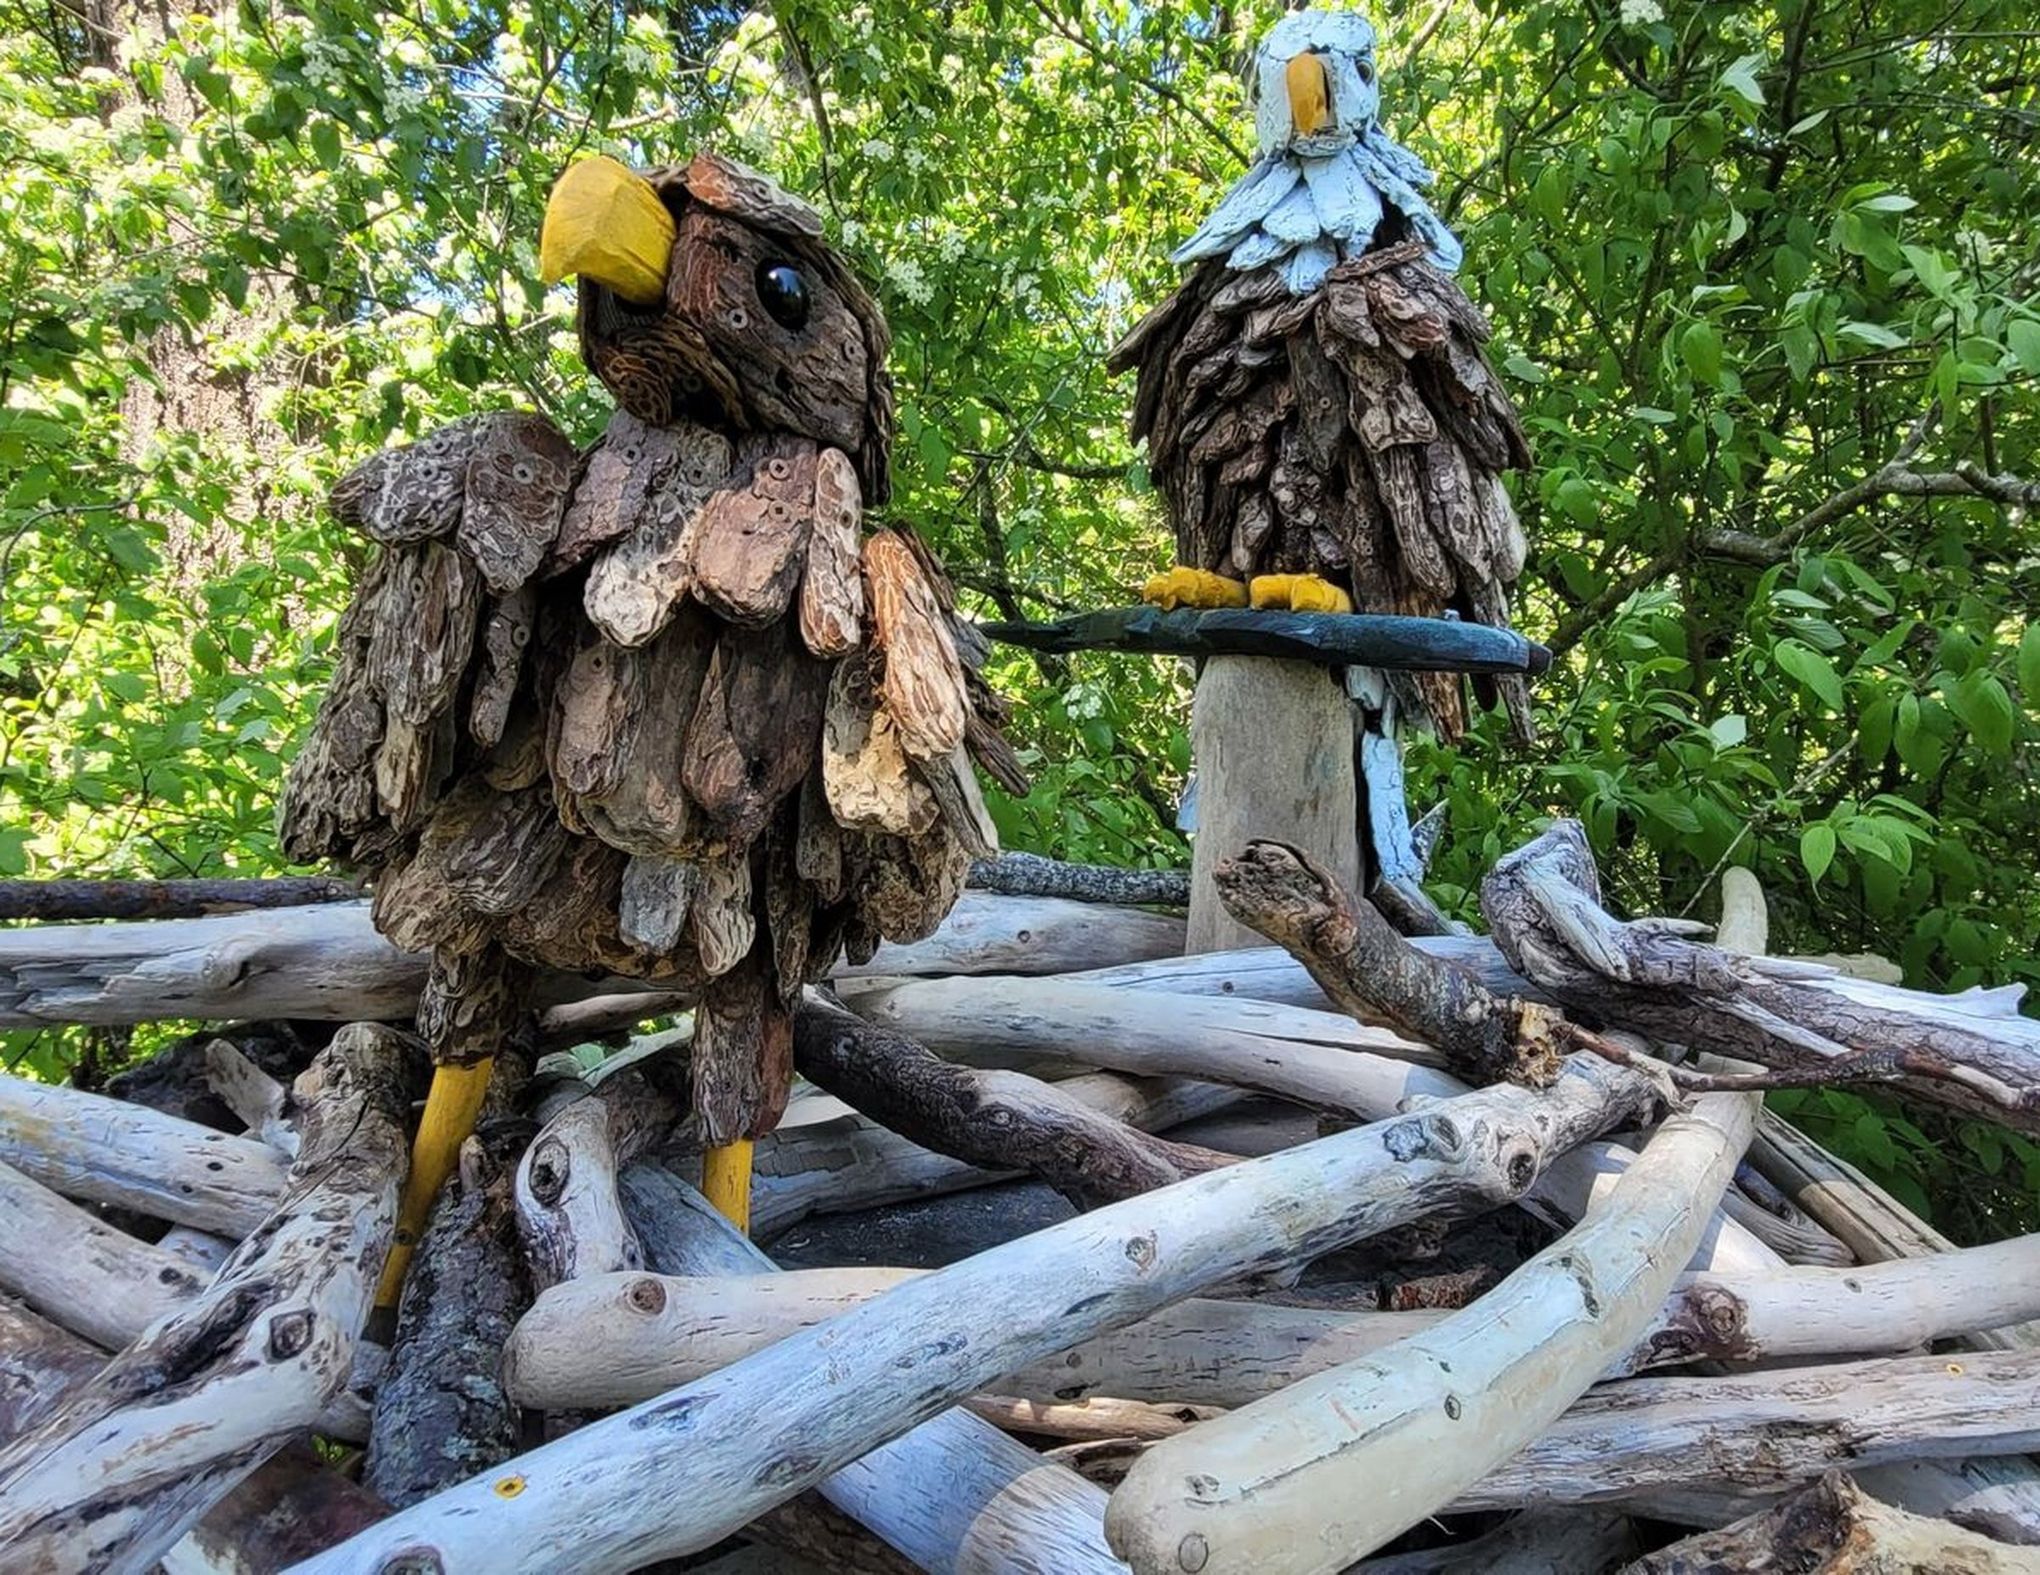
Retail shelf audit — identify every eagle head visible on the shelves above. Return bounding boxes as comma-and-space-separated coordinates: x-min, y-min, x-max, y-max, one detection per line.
1253, 9, 1381, 156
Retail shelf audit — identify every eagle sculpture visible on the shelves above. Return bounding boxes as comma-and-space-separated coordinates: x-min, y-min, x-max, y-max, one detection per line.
281, 152, 1023, 1300
1111, 7, 1534, 746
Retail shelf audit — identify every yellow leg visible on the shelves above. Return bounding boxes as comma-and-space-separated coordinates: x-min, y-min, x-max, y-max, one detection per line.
702, 1138, 755, 1234
1249, 573, 1353, 614
374, 1058, 495, 1312
1143, 567, 1249, 610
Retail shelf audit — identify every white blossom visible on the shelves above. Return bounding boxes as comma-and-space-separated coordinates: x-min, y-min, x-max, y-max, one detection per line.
860, 137, 894, 162
1618, 0, 1664, 26
885, 256, 932, 306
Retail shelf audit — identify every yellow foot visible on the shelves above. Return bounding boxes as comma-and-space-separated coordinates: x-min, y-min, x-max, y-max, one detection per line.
374, 1057, 495, 1313
702, 1138, 755, 1234
1249, 573, 1353, 614
1143, 567, 1248, 611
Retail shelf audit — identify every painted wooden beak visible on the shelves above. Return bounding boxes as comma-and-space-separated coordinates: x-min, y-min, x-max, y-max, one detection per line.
540, 155, 676, 307
1286, 51, 1333, 137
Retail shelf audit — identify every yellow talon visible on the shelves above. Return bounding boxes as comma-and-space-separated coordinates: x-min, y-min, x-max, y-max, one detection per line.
1142, 568, 1249, 611
1249, 573, 1353, 614
702, 1138, 755, 1234
375, 1057, 496, 1313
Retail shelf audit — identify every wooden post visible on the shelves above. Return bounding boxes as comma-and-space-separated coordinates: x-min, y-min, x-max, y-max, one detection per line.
1186, 657, 1358, 954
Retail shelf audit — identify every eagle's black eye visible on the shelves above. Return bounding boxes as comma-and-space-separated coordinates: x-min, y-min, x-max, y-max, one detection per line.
1356, 58, 1375, 85
755, 262, 811, 330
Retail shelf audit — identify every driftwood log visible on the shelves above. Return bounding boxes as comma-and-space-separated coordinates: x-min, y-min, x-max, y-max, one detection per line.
0, 1071, 288, 1236
751, 1071, 1242, 1234
1103, 867, 1772, 1573
0, 892, 1184, 1029
0, 1023, 415, 1573
494, 1229, 2040, 1411
614, 1162, 1127, 1574
363, 1122, 533, 1506
0, 876, 362, 921
0, 1295, 102, 1441
306, 1061, 1655, 1571
1621, 1471, 2039, 1573
792, 998, 1235, 1206
1360, 1510, 1644, 1574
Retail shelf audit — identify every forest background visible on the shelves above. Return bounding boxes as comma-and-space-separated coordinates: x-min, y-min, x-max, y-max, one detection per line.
2, 0, 2036, 1236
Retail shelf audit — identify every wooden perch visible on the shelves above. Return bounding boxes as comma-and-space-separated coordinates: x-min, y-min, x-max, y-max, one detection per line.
0, 1071, 288, 1236
1482, 820, 2040, 1133
514, 1073, 675, 1289
495, 1230, 2040, 1411
792, 998, 1234, 1207
1622, 1471, 2038, 1573
1105, 871, 1773, 1574
0, 891, 1184, 1029
364, 1122, 532, 1507
613, 1162, 1127, 1574
309, 1065, 1655, 1571
0, 1022, 416, 1573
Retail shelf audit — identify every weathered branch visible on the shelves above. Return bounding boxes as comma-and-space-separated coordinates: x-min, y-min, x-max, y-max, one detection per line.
364, 1122, 532, 1507
0, 876, 361, 921
308, 1065, 1654, 1571
1482, 821, 2040, 1135
969, 852, 1189, 908
0, 1023, 416, 1573
1213, 839, 1563, 1086
1622, 1471, 2038, 1573
792, 999, 1233, 1207
0, 1295, 102, 1442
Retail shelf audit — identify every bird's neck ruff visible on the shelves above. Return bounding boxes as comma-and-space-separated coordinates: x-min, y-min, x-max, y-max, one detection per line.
1171, 126, 1463, 295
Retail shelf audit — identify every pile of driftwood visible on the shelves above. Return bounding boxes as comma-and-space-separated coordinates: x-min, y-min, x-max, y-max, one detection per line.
1, 825, 2039, 1574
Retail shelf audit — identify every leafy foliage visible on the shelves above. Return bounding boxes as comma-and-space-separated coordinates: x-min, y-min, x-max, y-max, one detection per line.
1, 0, 2036, 1232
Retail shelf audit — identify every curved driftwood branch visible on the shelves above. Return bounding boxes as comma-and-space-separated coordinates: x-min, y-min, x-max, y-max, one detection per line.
1622, 1471, 2035, 1574
0, 1072, 287, 1236
793, 999, 1233, 1207
614, 1163, 1126, 1574
968, 853, 1189, 909
304, 1063, 1654, 1573
514, 1074, 677, 1289
0, 893, 1184, 1029
1482, 820, 2040, 1134
202, 1039, 298, 1156
0, 1023, 415, 1574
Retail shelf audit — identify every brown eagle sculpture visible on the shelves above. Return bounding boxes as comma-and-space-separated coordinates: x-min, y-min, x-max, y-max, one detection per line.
282, 151, 1023, 1299
1111, 7, 1534, 744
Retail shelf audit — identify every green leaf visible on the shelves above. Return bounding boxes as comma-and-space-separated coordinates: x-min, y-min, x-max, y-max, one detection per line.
2019, 626, 2040, 705
1774, 639, 1844, 709
2008, 320, 2040, 376
309, 119, 343, 171
1950, 671, 2015, 755
1679, 321, 1723, 384
1800, 823, 1836, 884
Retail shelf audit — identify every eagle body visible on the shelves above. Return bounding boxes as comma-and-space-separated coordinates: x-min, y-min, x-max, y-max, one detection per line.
282, 153, 1021, 1148
1113, 8, 1534, 742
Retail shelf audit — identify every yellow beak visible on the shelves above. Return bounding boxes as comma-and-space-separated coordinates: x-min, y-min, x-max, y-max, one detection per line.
1286, 52, 1332, 136
539, 155, 676, 308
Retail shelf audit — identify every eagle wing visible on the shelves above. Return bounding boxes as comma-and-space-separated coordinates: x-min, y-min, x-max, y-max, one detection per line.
1111, 242, 1534, 743
282, 408, 1023, 1139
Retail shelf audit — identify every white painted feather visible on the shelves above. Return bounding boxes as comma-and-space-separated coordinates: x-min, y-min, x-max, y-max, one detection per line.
1226, 227, 1291, 272
1172, 158, 1300, 264
1356, 144, 1463, 272
1301, 151, 1385, 243
1260, 183, 1325, 247
1280, 238, 1339, 295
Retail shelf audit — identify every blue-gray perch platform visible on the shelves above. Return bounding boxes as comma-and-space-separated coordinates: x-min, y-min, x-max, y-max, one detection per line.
980, 607, 1552, 676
